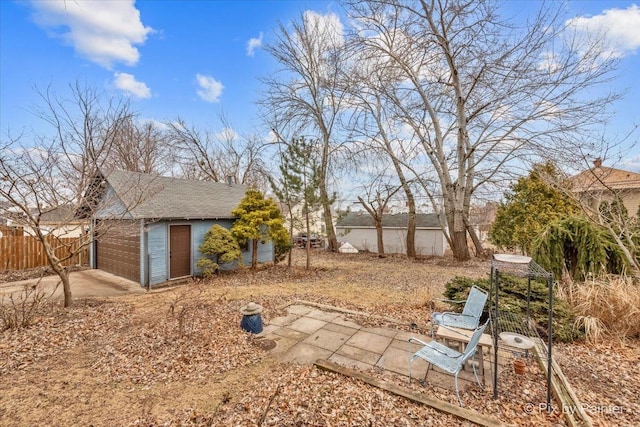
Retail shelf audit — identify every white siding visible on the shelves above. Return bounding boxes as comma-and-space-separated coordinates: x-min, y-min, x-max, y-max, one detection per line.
336, 227, 445, 256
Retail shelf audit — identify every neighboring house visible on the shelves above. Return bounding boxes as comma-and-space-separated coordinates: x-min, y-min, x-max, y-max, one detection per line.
335, 212, 446, 256
0, 203, 85, 237
469, 201, 499, 244
84, 170, 273, 288
0, 201, 11, 226
569, 159, 640, 218
285, 202, 325, 235
277, 200, 327, 245
24, 205, 88, 238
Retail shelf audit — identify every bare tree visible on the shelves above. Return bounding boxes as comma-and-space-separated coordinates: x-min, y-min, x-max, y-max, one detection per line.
347, 0, 622, 260
166, 115, 269, 191
104, 118, 174, 174
0, 82, 145, 307
355, 169, 403, 256
261, 11, 351, 252
345, 57, 422, 258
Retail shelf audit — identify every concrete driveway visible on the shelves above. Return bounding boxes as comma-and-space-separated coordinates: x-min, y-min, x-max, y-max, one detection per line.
0, 269, 146, 301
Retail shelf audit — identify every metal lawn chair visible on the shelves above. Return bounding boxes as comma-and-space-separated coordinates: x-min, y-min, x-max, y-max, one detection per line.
430, 285, 488, 336
408, 320, 490, 406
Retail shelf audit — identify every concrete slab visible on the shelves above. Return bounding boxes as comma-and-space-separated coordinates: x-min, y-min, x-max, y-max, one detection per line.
303, 328, 350, 352
331, 316, 362, 329
272, 327, 309, 341
335, 344, 381, 366
287, 316, 327, 334
268, 313, 299, 327
256, 324, 280, 337
377, 346, 427, 379
362, 326, 398, 338
0, 269, 146, 301
264, 303, 496, 399
328, 353, 374, 372
305, 309, 341, 322
322, 322, 359, 336
286, 304, 314, 316
388, 338, 424, 353
280, 342, 333, 364
269, 336, 299, 357
345, 330, 393, 354
394, 330, 431, 343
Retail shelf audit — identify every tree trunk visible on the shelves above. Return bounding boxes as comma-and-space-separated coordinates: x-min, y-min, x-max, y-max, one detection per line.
406, 197, 416, 259
305, 207, 311, 270
450, 229, 470, 261
40, 234, 73, 307
251, 239, 259, 269
375, 218, 385, 256
320, 184, 338, 252
59, 270, 72, 308
463, 215, 486, 258
448, 205, 471, 261
287, 211, 294, 268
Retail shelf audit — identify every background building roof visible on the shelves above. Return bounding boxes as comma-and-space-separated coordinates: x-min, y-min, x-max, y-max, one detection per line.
336, 212, 441, 229
570, 162, 640, 192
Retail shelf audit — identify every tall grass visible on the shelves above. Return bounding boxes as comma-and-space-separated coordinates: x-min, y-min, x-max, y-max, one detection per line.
559, 275, 640, 342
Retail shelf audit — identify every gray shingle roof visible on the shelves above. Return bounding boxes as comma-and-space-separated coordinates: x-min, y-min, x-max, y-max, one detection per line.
106, 170, 248, 220
336, 213, 441, 229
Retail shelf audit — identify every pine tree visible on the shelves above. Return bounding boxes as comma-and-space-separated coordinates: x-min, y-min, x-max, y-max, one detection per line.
231, 189, 289, 269
196, 224, 242, 276
489, 162, 579, 255
270, 137, 323, 270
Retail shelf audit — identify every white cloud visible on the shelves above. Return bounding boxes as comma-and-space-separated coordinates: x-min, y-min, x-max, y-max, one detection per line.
215, 127, 239, 141
567, 5, 640, 57
303, 10, 344, 48
247, 32, 263, 56
113, 72, 151, 99
196, 74, 224, 103
28, 0, 152, 68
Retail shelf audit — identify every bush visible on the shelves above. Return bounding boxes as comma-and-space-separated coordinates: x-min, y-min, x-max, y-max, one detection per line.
0, 281, 56, 330
559, 275, 640, 342
272, 227, 293, 265
443, 275, 581, 342
197, 225, 242, 276
531, 215, 628, 281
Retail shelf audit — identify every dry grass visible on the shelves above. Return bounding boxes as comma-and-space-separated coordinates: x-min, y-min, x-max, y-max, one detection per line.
559, 275, 640, 342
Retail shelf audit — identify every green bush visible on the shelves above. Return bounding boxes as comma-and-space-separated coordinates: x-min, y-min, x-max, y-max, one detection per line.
443, 275, 582, 342
271, 227, 292, 265
197, 224, 242, 276
531, 215, 628, 280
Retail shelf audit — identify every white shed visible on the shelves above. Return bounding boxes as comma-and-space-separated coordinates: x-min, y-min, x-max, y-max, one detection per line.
335, 213, 446, 256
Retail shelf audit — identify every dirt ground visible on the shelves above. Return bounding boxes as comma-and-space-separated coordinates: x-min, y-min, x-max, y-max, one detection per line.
0, 250, 638, 426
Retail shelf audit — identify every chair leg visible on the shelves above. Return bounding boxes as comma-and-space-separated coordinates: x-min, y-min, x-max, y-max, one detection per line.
471, 351, 483, 390
454, 372, 463, 406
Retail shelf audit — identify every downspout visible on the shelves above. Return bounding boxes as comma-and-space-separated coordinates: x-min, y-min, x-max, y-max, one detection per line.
141, 220, 150, 290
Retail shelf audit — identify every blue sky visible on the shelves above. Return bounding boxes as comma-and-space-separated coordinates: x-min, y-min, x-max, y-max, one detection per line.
1, 0, 639, 172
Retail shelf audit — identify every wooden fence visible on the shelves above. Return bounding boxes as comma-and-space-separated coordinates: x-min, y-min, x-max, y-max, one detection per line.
0, 235, 89, 271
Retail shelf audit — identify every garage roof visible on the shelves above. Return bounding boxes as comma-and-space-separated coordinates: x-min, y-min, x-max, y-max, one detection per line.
104, 170, 248, 220
336, 213, 441, 229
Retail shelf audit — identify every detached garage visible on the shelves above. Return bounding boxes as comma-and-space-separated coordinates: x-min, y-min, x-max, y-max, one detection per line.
336, 213, 446, 256
84, 170, 273, 288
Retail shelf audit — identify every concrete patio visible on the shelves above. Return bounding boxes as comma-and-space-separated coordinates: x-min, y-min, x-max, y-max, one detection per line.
259, 302, 497, 393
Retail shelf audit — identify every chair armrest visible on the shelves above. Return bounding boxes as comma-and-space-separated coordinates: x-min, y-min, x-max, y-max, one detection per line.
408, 337, 429, 346
440, 312, 476, 320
